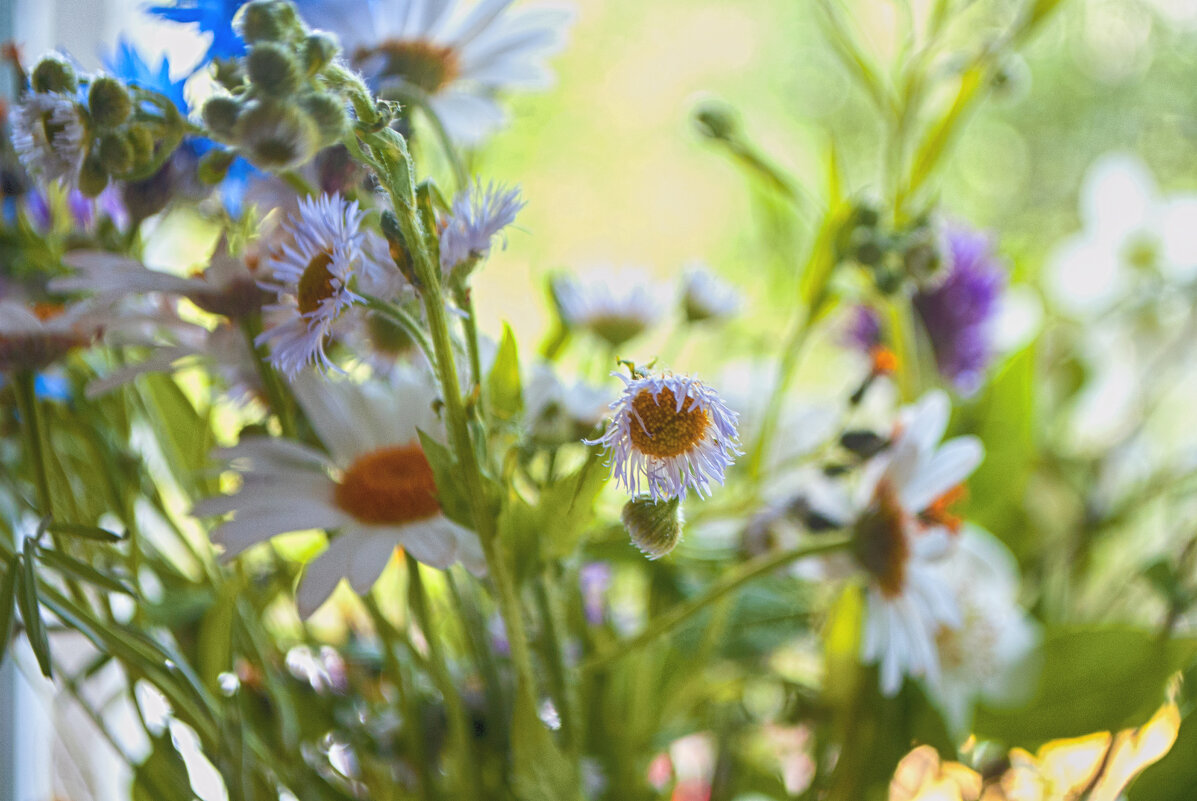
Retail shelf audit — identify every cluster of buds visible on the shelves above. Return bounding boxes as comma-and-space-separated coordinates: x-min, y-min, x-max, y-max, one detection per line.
835, 202, 953, 294
200, 0, 349, 173
19, 55, 188, 196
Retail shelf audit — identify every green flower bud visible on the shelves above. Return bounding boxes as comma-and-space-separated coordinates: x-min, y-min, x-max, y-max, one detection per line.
693, 101, 738, 142
302, 33, 339, 75
850, 229, 884, 267
299, 92, 348, 145
203, 95, 242, 139
125, 124, 155, 167
31, 56, 78, 94
87, 76, 133, 128
621, 497, 684, 560
77, 152, 110, 198
198, 148, 237, 185
213, 58, 246, 92
903, 227, 950, 287
238, 0, 302, 44
247, 43, 303, 98
98, 132, 134, 174
234, 100, 319, 171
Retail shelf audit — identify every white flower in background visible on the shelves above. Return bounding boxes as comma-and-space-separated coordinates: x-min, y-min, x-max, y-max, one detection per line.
58, 236, 271, 319
850, 391, 983, 696
552, 269, 665, 348
680, 263, 741, 323
439, 181, 525, 275
296, 0, 572, 145
194, 370, 485, 617
257, 193, 390, 376
524, 363, 611, 440
589, 370, 741, 501
11, 92, 86, 185
0, 300, 106, 372
928, 526, 1038, 734
1046, 153, 1197, 316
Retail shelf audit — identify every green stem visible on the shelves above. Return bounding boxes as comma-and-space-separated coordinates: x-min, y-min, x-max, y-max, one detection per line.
239, 316, 297, 438
533, 575, 577, 752
405, 555, 481, 800
581, 536, 852, 672
389, 83, 469, 192
14, 370, 53, 518
453, 285, 486, 419
748, 312, 815, 479
363, 295, 438, 368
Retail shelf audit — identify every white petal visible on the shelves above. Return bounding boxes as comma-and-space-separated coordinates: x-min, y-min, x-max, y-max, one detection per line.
296, 533, 358, 618
900, 436, 983, 512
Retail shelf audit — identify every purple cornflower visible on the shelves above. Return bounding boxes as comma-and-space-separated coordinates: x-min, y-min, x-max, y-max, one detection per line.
913, 225, 1005, 395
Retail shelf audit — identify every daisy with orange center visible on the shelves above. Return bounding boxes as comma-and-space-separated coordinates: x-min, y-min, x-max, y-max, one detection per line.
0, 299, 105, 372
849, 390, 984, 696
194, 370, 484, 617
589, 370, 741, 502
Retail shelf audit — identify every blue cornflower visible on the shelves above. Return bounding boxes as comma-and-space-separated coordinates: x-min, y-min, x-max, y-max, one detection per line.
104, 36, 188, 112
147, 0, 248, 64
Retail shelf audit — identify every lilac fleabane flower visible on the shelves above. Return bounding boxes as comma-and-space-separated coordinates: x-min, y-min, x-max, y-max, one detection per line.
843, 305, 883, 352
23, 184, 128, 233
148, 0, 248, 64
912, 225, 1005, 395
438, 181, 525, 275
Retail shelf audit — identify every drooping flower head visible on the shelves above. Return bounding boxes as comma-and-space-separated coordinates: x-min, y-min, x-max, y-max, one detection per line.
12, 91, 86, 186
295, 0, 572, 145
680, 263, 741, 324
439, 181, 524, 277
912, 225, 1005, 394
589, 370, 741, 502
256, 193, 388, 375
850, 390, 983, 695
552, 269, 665, 349
194, 370, 484, 617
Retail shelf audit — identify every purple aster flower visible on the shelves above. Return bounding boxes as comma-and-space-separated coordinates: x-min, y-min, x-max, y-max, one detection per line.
912, 225, 1005, 395
438, 181, 525, 276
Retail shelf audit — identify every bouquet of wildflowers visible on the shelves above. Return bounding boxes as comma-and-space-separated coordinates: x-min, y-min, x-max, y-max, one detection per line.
2, 0, 1196, 799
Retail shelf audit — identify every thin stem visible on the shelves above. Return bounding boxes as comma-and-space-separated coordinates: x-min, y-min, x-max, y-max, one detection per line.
748, 312, 815, 479
14, 371, 53, 518
533, 575, 577, 752
453, 285, 486, 419
389, 83, 469, 192
239, 316, 297, 439
581, 536, 852, 672
362, 295, 439, 368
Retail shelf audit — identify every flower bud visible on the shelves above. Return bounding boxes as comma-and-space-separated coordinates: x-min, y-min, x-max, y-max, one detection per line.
77, 152, 110, 197
693, 101, 738, 142
97, 132, 134, 174
303, 33, 339, 75
238, 0, 303, 44
234, 99, 319, 171
87, 76, 133, 128
213, 59, 246, 91
299, 92, 348, 145
246, 43, 302, 98
621, 497, 684, 560
124, 124, 155, 168
203, 95, 242, 139
903, 227, 950, 287
198, 148, 237, 184
380, 210, 420, 288
31, 56, 78, 94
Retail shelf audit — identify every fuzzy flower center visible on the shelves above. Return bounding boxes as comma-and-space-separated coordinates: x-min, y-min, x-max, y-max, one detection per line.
628, 386, 710, 459
854, 479, 909, 598
334, 444, 441, 525
297, 251, 336, 315
361, 39, 460, 93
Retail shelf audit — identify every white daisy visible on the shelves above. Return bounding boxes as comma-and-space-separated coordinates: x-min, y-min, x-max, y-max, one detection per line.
524, 363, 611, 442
1046, 152, 1197, 316
552, 269, 665, 349
194, 370, 486, 617
928, 526, 1038, 734
11, 91, 86, 185
680, 263, 741, 323
0, 300, 106, 372
438, 180, 525, 276
851, 390, 983, 696
588, 370, 741, 501
58, 236, 271, 319
256, 193, 390, 376
296, 0, 572, 145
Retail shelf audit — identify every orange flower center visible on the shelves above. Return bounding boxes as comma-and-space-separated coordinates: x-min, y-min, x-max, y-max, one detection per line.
627, 386, 710, 459
360, 39, 460, 94
870, 345, 898, 375
297, 251, 336, 315
31, 302, 65, 321
921, 484, 966, 535
334, 444, 441, 525
854, 479, 910, 598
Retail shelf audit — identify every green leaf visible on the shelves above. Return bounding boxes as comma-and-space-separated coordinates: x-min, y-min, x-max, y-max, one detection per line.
139, 373, 215, 497
1128, 691, 1197, 800
974, 626, 1196, 747
905, 62, 986, 201
132, 733, 193, 801
417, 429, 476, 529
35, 546, 136, 596
0, 556, 17, 666
511, 687, 578, 801
197, 581, 237, 692
43, 521, 126, 542
18, 541, 52, 678
487, 323, 523, 422
538, 450, 609, 562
